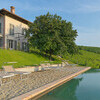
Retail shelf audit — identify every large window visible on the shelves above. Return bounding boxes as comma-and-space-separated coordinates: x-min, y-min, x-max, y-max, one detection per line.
0, 38, 3, 47
8, 40, 13, 49
22, 28, 26, 35
10, 24, 14, 35
0, 23, 1, 33
14, 41, 17, 50
22, 42, 27, 51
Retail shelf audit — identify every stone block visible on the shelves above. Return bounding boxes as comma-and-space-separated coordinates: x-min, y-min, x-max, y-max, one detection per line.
21, 74, 28, 79
1, 77, 10, 84
10, 74, 21, 82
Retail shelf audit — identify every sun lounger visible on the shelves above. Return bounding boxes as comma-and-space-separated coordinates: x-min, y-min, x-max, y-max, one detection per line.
40, 63, 51, 69
2, 74, 15, 78
2, 65, 31, 75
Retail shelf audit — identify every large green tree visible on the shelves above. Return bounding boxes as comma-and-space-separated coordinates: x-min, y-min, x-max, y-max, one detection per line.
26, 13, 78, 60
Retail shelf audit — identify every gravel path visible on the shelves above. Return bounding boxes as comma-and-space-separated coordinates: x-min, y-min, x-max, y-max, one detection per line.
0, 66, 85, 100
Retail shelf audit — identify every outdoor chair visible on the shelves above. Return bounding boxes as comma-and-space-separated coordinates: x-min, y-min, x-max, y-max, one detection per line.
41, 63, 61, 69
40, 63, 50, 69
2, 62, 31, 75
38, 66, 44, 71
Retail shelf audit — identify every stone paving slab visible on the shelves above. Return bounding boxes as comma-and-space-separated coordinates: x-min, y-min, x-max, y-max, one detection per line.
0, 66, 90, 100
12, 67, 91, 100
0, 71, 14, 78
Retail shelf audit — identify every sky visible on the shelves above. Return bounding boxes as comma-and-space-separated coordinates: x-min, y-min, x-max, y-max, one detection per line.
0, 0, 100, 47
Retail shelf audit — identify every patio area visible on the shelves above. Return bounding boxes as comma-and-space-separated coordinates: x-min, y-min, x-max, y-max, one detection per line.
0, 66, 86, 100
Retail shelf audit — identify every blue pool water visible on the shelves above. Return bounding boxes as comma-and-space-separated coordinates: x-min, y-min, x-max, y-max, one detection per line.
38, 69, 100, 100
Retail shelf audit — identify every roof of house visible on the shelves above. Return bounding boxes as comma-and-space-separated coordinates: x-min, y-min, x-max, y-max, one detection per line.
0, 8, 32, 24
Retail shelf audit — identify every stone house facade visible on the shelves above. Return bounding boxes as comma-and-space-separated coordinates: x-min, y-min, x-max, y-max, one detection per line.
0, 6, 32, 51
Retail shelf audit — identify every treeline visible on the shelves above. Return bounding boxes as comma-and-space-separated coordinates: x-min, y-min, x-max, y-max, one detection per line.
78, 46, 100, 54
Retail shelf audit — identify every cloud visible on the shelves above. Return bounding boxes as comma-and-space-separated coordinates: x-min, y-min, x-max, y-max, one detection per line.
76, 4, 100, 13
19, 2, 100, 14
1, 0, 100, 14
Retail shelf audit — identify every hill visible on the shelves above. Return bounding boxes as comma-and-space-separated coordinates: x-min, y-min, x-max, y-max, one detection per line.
65, 50, 100, 68
78, 46, 100, 54
0, 48, 100, 69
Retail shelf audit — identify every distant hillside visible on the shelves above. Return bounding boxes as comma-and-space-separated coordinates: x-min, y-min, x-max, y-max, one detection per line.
0, 49, 49, 69
65, 50, 100, 68
78, 46, 100, 54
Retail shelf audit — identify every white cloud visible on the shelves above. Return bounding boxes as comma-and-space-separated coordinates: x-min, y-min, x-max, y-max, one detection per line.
76, 4, 100, 13
1, 0, 100, 14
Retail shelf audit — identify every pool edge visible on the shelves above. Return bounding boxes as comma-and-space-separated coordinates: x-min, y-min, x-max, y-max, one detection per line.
12, 67, 91, 100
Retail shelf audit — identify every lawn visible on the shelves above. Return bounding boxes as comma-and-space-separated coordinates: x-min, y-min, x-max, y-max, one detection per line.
0, 49, 100, 69
0, 49, 49, 68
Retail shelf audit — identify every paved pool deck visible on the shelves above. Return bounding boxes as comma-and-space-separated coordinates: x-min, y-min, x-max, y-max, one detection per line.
11, 67, 91, 100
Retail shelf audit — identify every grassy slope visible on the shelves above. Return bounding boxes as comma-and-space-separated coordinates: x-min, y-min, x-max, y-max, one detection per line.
66, 50, 100, 68
78, 46, 100, 54
0, 48, 100, 69
0, 49, 49, 68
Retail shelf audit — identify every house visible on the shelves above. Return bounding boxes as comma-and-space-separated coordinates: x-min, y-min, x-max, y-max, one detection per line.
0, 6, 32, 51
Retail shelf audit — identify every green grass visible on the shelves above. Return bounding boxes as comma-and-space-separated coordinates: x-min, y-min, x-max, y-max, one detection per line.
0, 49, 49, 68
78, 46, 100, 54
0, 48, 100, 69
65, 50, 100, 68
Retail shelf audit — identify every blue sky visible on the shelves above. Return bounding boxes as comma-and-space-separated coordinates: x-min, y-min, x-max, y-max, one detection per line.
0, 0, 100, 47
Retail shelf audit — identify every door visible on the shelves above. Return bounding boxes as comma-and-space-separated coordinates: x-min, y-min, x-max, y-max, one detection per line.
8, 40, 13, 50
14, 41, 17, 50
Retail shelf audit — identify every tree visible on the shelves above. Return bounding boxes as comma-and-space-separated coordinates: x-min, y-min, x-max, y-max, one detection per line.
26, 12, 78, 60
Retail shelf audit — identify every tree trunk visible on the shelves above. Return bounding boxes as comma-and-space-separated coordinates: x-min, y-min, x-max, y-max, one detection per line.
49, 49, 52, 61
49, 52, 52, 61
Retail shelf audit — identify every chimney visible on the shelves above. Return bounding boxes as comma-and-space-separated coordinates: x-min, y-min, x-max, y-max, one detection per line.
10, 6, 15, 14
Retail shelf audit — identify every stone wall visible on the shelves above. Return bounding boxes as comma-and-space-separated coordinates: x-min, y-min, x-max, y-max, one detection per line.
0, 73, 31, 85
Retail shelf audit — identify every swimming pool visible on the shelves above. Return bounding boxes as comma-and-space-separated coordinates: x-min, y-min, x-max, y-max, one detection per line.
38, 69, 100, 100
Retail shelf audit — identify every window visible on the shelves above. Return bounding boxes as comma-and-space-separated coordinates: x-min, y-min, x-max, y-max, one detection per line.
8, 40, 13, 49
0, 23, 1, 33
14, 41, 17, 50
22, 42, 27, 51
0, 38, 3, 47
22, 42, 24, 50
22, 28, 26, 35
10, 24, 14, 35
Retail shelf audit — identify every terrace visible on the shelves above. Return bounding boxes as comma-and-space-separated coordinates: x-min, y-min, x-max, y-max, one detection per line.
0, 65, 90, 100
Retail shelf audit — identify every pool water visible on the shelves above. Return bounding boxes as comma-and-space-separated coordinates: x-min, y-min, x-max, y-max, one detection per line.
38, 69, 100, 100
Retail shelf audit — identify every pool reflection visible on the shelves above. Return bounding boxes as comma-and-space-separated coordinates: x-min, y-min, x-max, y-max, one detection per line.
38, 77, 83, 100
38, 69, 100, 100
